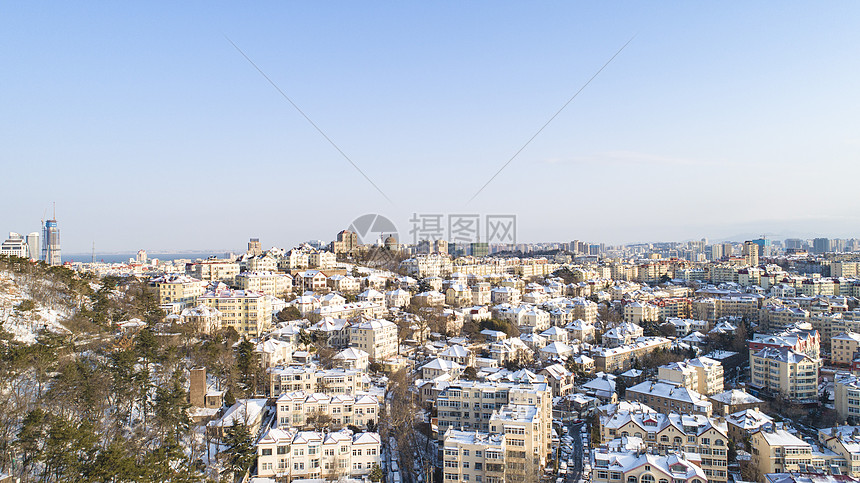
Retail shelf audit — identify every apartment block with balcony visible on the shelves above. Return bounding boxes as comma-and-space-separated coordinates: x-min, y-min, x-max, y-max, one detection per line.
832, 331, 860, 366
268, 365, 369, 397
442, 429, 506, 483
256, 427, 381, 481
275, 391, 379, 430
750, 426, 812, 480
198, 288, 271, 338
599, 411, 729, 483
658, 357, 724, 396
749, 347, 818, 403
349, 319, 397, 361
625, 381, 713, 416
151, 274, 206, 310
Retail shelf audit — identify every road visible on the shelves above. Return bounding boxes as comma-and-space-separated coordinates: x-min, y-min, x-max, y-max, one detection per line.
554, 420, 585, 483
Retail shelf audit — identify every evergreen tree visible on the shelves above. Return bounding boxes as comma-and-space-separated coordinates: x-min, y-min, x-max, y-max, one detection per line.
222, 421, 255, 478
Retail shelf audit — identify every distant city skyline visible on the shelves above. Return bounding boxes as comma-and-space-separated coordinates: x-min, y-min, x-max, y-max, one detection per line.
3, 2, 859, 252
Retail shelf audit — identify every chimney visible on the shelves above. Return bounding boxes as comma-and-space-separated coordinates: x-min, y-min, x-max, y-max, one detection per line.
190, 367, 206, 408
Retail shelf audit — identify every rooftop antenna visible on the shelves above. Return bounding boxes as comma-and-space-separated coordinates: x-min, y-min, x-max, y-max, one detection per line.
53, 202, 56, 220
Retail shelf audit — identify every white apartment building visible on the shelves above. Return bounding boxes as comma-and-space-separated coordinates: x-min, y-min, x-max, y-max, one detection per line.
599, 411, 729, 483
834, 372, 860, 421
592, 448, 707, 483
151, 274, 206, 310
658, 357, 724, 396
434, 380, 552, 443
276, 391, 379, 430
442, 429, 506, 483
198, 288, 271, 338
349, 319, 397, 361
749, 347, 818, 403
235, 271, 292, 296
268, 365, 369, 396
256, 427, 381, 481
186, 259, 240, 284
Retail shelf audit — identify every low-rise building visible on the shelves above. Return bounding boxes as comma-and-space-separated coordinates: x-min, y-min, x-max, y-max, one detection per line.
598, 411, 729, 483
591, 448, 708, 483
592, 337, 672, 373
833, 332, 860, 366
708, 389, 764, 416
817, 426, 860, 477
751, 426, 813, 479
835, 373, 860, 421
276, 391, 379, 430
235, 271, 292, 296
725, 407, 773, 441
539, 363, 574, 397
256, 428, 381, 480
626, 380, 713, 416
658, 357, 724, 396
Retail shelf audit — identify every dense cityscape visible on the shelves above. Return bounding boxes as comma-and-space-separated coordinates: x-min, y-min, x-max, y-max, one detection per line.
3, 216, 860, 483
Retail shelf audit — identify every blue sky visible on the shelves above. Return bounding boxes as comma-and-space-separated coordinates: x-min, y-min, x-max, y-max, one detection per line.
2, 2, 859, 253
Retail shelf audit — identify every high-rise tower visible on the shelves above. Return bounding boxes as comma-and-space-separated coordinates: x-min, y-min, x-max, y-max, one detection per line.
42, 205, 61, 266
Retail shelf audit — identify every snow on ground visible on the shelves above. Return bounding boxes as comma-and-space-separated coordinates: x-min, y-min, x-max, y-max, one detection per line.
0, 270, 71, 343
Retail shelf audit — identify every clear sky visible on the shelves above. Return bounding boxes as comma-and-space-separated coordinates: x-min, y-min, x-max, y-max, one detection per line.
2, 2, 860, 253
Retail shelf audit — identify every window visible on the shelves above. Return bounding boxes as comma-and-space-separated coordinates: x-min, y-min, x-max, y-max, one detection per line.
641, 474, 655, 483
261, 448, 272, 456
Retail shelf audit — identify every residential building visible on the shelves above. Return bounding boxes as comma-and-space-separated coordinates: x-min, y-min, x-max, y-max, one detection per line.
751, 426, 813, 479
442, 429, 506, 483
708, 389, 764, 416
434, 380, 552, 441
276, 391, 379, 430
186, 259, 241, 284
489, 404, 550, 479
235, 271, 292, 296
604, 322, 645, 347
834, 373, 860, 421
199, 288, 271, 338
749, 347, 818, 403
539, 363, 574, 397
332, 347, 369, 371
268, 366, 369, 396
151, 274, 206, 310
591, 449, 708, 483
592, 337, 672, 373
599, 411, 729, 483
832, 332, 860, 366
349, 319, 398, 361
658, 358, 724, 396
626, 380, 713, 416
178, 304, 223, 334
255, 428, 381, 480
725, 408, 773, 441
817, 426, 860, 477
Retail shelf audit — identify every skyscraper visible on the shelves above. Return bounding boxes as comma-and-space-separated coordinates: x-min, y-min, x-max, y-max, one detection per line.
42, 217, 61, 266
26, 232, 39, 260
